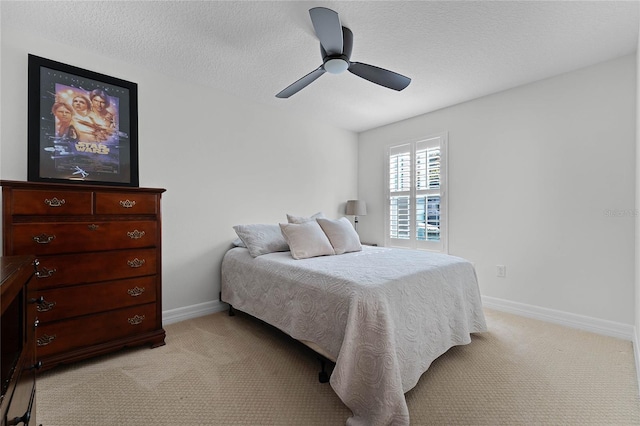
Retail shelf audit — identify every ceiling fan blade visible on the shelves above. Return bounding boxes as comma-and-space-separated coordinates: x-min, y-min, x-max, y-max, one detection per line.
276, 66, 326, 98
342, 27, 353, 60
309, 7, 343, 56
320, 26, 353, 60
348, 62, 411, 91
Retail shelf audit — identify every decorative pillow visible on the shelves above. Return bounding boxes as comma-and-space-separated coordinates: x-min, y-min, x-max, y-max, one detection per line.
232, 224, 289, 257
316, 217, 362, 255
231, 238, 246, 248
279, 221, 335, 260
286, 211, 325, 224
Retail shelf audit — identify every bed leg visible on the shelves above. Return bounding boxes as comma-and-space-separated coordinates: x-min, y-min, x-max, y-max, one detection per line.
228, 305, 235, 316
318, 358, 330, 383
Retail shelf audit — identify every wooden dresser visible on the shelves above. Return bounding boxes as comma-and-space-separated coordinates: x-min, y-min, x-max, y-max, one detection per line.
1, 180, 166, 371
0, 255, 38, 426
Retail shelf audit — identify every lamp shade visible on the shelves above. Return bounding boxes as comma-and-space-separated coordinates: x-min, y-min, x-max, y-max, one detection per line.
345, 200, 367, 216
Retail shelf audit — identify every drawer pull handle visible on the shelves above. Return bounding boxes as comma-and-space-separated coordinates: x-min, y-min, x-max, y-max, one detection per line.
120, 200, 136, 208
44, 197, 65, 207
28, 361, 43, 371
127, 258, 146, 268
128, 286, 146, 297
33, 234, 55, 244
35, 266, 56, 279
28, 296, 44, 304
127, 230, 145, 239
36, 299, 56, 312
128, 315, 145, 325
37, 334, 56, 347
88, 224, 99, 231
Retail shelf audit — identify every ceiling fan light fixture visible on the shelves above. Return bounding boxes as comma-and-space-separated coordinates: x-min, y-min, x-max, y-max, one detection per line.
324, 58, 349, 74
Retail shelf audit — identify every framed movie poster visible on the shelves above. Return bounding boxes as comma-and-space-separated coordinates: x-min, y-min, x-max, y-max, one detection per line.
28, 54, 139, 186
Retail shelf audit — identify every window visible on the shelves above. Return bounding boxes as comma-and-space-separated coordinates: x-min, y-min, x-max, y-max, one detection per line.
386, 133, 447, 252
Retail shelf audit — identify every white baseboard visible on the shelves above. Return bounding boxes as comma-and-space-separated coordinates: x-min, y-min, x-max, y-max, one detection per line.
634, 328, 640, 395
162, 300, 228, 326
482, 295, 635, 341
164, 296, 635, 341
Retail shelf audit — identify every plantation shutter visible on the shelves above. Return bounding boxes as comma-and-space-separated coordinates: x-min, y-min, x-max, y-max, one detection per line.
415, 139, 441, 244
386, 134, 447, 252
389, 144, 411, 240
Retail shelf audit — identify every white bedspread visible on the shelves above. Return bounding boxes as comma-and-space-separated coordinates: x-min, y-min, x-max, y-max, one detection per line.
221, 246, 487, 425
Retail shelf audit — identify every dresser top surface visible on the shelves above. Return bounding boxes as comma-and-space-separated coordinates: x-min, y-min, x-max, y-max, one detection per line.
1, 180, 165, 194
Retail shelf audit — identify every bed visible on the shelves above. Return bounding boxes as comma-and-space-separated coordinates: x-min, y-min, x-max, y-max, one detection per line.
221, 220, 486, 426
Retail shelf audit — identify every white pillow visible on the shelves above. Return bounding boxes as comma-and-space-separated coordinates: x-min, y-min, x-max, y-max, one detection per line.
232, 224, 289, 257
316, 217, 362, 255
279, 221, 335, 260
231, 238, 246, 248
286, 212, 325, 224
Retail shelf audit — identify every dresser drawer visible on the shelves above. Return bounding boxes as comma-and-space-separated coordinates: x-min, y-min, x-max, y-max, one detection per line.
35, 276, 157, 322
10, 189, 93, 215
95, 192, 158, 215
34, 249, 157, 290
11, 221, 157, 255
36, 303, 157, 358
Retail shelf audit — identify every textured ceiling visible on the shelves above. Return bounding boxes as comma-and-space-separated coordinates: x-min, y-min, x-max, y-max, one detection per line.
2, 1, 638, 132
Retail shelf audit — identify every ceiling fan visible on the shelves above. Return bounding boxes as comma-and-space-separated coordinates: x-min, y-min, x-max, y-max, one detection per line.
276, 7, 411, 98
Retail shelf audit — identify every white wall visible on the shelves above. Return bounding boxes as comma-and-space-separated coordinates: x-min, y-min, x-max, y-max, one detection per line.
359, 55, 637, 326
0, 28, 358, 314
635, 21, 640, 383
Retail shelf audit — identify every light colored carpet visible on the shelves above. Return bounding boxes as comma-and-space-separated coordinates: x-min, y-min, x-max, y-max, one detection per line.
36, 309, 640, 425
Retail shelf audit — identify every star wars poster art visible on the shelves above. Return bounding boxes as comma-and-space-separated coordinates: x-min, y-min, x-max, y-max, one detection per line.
28, 55, 139, 186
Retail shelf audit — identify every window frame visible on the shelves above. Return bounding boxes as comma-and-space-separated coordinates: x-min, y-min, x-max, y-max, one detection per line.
384, 132, 448, 253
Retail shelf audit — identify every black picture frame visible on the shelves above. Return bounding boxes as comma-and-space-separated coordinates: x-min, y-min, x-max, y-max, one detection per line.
28, 54, 139, 187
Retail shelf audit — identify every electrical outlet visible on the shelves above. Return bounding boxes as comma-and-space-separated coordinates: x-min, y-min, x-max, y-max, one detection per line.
496, 265, 506, 278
